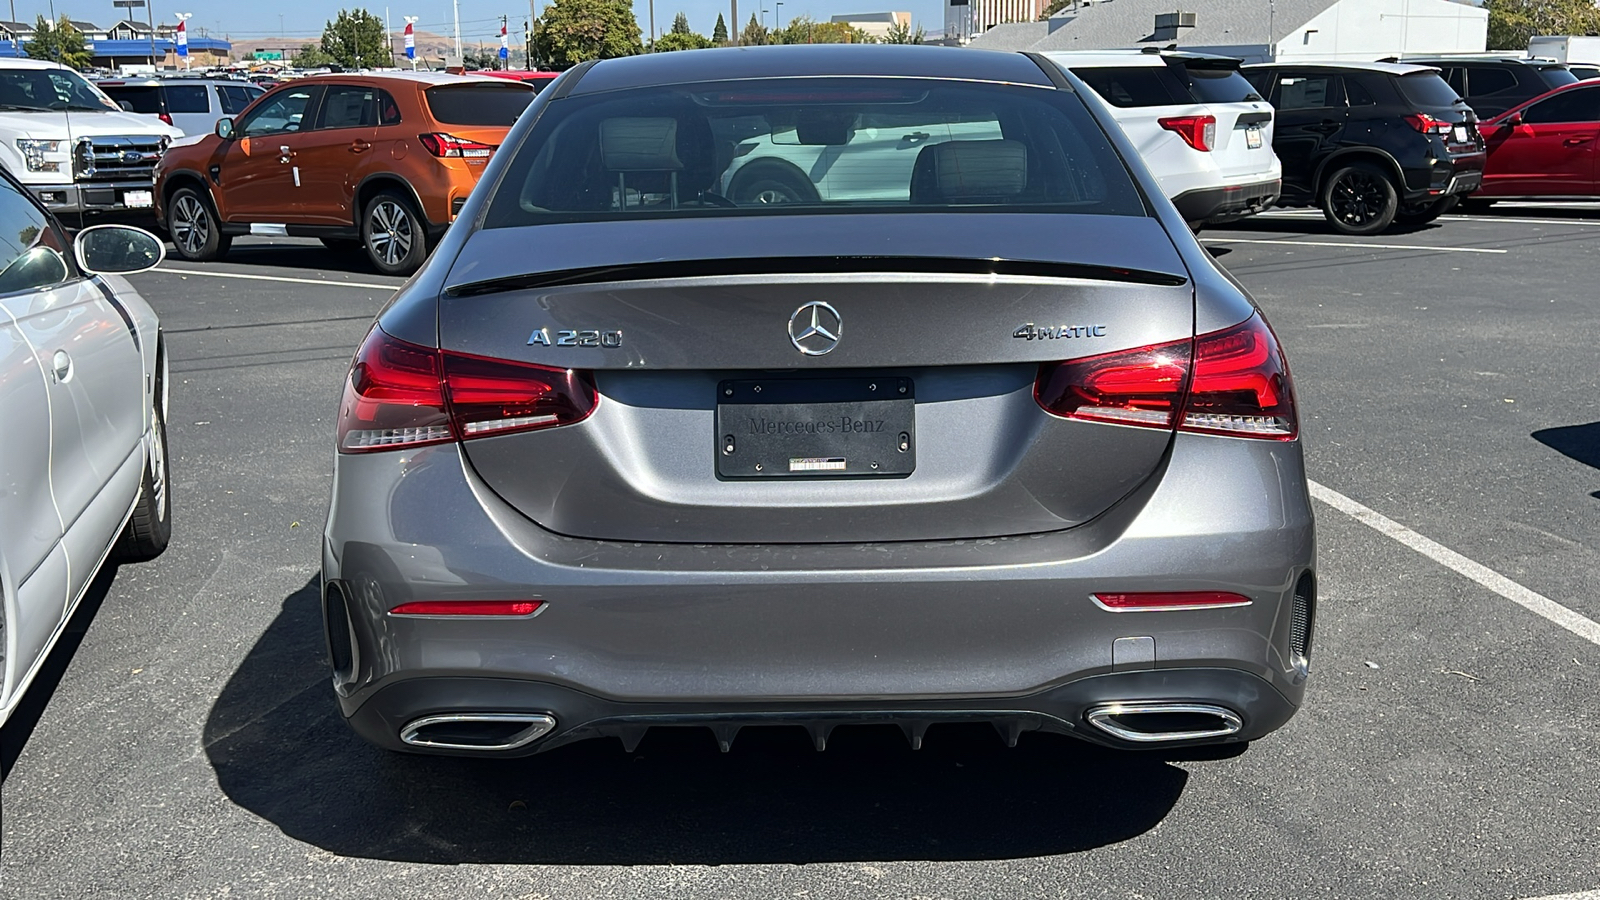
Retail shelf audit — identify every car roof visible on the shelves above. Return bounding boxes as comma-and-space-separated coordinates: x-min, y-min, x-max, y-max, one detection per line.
1399, 55, 1564, 67
0, 58, 72, 71
569, 44, 1056, 95
300, 71, 523, 88
1041, 49, 1241, 69
1244, 60, 1437, 76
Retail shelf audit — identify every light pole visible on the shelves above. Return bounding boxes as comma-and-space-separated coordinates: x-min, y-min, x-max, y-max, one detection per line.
775, 1, 782, 30
453, 0, 462, 66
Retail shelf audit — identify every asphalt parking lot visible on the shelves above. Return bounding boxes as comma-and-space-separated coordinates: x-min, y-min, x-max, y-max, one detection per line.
2, 208, 1598, 899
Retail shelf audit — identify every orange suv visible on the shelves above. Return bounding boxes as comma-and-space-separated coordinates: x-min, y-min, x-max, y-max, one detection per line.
154, 72, 535, 274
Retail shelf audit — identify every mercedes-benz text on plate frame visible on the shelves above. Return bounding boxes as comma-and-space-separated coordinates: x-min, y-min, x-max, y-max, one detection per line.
323, 50, 1315, 759
789, 301, 842, 356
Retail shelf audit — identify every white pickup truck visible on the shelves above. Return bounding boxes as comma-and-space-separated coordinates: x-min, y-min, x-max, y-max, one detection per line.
0, 58, 182, 223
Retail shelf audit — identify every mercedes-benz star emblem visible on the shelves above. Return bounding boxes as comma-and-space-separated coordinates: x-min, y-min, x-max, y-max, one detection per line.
788, 301, 842, 356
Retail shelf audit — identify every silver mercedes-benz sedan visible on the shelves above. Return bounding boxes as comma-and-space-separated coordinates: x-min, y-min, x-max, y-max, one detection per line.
323, 45, 1316, 757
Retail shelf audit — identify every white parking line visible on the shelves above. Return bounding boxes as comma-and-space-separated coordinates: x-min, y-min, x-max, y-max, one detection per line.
1202, 237, 1507, 254
152, 267, 401, 291
1517, 891, 1600, 900
1309, 480, 1600, 649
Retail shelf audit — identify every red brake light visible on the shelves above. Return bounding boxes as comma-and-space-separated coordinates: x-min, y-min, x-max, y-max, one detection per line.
1405, 112, 1451, 135
419, 132, 494, 158
337, 327, 598, 453
1093, 591, 1252, 611
159, 111, 173, 126
390, 600, 543, 616
1033, 314, 1296, 440
1157, 115, 1216, 151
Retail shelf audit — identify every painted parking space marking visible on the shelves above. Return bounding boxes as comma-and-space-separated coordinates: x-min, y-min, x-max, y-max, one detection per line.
152, 266, 401, 291
1202, 237, 1507, 254
1518, 890, 1600, 900
1309, 480, 1600, 649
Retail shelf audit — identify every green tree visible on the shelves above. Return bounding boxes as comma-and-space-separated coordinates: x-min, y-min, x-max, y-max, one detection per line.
1039, 0, 1074, 19
1485, 0, 1600, 50
712, 13, 729, 44
740, 13, 769, 45
671, 12, 691, 34
533, 0, 644, 67
24, 15, 92, 69
882, 20, 924, 44
771, 15, 869, 44
655, 31, 713, 51
320, 8, 390, 68
294, 44, 337, 67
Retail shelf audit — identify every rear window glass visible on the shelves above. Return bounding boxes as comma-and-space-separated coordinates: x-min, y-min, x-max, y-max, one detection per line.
1071, 66, 1190, 107
424, 85, 534, 125
1178, 65, 1262, 104
1467, 67, 1518, 97
1536, 66, 1580, 89
104, 85, 161, 113
484, 77, 1148, 228
1397, 72, 1464, 108
163, 84, 210, 114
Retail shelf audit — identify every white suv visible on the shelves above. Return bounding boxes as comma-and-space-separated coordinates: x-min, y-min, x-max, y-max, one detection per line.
0, 59, 182, 223
1043, 50, 1281, 228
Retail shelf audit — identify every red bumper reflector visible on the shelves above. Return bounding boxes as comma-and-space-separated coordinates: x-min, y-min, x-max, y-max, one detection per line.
389, 600, 543, 616
1092, 591, 1252, 611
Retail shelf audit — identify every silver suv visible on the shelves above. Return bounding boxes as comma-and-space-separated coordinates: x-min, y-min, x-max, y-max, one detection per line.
96, 76, 264, 137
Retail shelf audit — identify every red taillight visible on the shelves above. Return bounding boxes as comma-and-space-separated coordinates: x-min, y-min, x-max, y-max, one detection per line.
1157, 115, 1216, 152
419, 132, 494, 159
337, 327, 598, 453
1404, 112, 1451, 135
159, 111, 174, 126
1093, 592, 1253, 611
1034, 314, 1297, 440
390, 600, 543, 616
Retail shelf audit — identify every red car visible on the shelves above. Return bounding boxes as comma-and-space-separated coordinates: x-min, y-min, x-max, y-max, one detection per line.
1472, 80, 1600, 205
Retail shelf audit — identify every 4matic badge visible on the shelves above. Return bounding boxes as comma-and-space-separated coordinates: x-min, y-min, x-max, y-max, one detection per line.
528, 327, 622, 347
1013, 323, 1108, 341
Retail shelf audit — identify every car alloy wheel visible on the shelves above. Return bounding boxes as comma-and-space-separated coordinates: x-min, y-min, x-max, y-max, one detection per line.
1321, 163, 1398, 236
171, 193, 211, 257
367, 198, 414, 268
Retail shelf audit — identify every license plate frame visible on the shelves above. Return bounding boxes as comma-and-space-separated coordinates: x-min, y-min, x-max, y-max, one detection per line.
716, 377, 915, 479
1245, 125, 1263, 150
123, 189, 154, 209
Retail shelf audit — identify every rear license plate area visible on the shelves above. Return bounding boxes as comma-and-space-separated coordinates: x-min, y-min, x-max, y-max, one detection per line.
1245, 126, 1263, 149
716, 377, 914, 479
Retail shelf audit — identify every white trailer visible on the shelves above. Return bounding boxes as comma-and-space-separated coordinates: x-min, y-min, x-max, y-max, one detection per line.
1527, 35, 1600, 65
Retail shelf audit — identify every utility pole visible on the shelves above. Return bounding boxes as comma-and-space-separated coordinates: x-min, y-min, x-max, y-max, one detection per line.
648, 0, 654, 49
731, 0, 738, 45
385, 6, 393, 67
453, 0, 462, 64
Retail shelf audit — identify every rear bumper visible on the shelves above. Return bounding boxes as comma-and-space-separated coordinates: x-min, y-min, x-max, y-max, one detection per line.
1171, 178, 1281, 225
1401, 147, 1486, 201
324, 433, 1317, 755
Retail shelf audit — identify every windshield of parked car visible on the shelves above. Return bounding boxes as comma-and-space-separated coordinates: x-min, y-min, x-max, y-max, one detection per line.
484, 77, 1148, 227
425, 85, 535, 125
0, 68, 119, 112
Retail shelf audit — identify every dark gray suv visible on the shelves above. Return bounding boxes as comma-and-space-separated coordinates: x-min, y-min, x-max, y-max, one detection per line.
321, 46, 1316, 759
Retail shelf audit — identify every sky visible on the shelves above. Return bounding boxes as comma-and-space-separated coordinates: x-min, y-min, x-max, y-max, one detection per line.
6, 0, 949, 43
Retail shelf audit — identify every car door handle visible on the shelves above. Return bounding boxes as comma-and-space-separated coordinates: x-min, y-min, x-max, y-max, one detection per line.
51, 350, 71, 383
279, 144, 295, 163
350, 140, 372, 153
1563, 136, 1593, 146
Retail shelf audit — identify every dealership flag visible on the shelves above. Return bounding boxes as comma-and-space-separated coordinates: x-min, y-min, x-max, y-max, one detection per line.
499, 23, 508, 60
404, 21, 415, 59
176, 19, 188, 57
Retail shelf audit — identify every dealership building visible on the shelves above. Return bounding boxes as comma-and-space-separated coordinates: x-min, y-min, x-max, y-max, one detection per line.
0, 19, 231, 68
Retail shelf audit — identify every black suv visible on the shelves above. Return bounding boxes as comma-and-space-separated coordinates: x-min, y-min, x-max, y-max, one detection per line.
1393, 56, 1578, 118
1243, 62, 1487, 234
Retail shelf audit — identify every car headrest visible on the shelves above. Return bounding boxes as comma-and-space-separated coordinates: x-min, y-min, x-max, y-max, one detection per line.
599, 117, 684, 171
910, 140, 1029, 203
795, 110, 857, 146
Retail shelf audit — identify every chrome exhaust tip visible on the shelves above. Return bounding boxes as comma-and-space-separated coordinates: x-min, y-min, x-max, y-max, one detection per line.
1085, 702, 1242, 743
400, 713, 557, 751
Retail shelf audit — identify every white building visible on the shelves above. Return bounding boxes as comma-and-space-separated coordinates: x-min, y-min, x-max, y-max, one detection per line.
964, 0, 1488, 62
946, 0, 1047, 44
830, 12, 914, 39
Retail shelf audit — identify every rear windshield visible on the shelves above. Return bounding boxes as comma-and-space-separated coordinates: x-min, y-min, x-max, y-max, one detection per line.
424, 85, 535, 126
1397, 72, 1466, 108
103, 85, 161, 113
1536, 66, 1581, 89
1070, 66, 1190, 107
163, 83, 211, 113
483, 77, 1148, 228
1179, 65, 1263, 103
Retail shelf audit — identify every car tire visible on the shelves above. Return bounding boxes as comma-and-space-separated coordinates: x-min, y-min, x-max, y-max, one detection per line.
1395, 195, 1458, 226
1320, 163, 1398, 235
167, 187, 231, 262
320, 237, 361, 253
728, 159, 821, 206
361, 190, 428, 276
115, 347, 171, 562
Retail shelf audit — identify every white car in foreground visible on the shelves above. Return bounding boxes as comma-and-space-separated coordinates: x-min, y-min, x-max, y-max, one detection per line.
1043, 50, 1282, 228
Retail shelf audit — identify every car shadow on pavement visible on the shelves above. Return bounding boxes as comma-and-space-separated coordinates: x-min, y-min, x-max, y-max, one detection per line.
1, 566, 118, 782
1533, 423, 1600, 498
168, 241, 391, 278
204, 578, 1195, 865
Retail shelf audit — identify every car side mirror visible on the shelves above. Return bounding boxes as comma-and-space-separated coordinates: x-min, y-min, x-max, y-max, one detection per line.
215, 117, 235, 139
74, 225, 165, 275
1504, 112, 1524, 129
